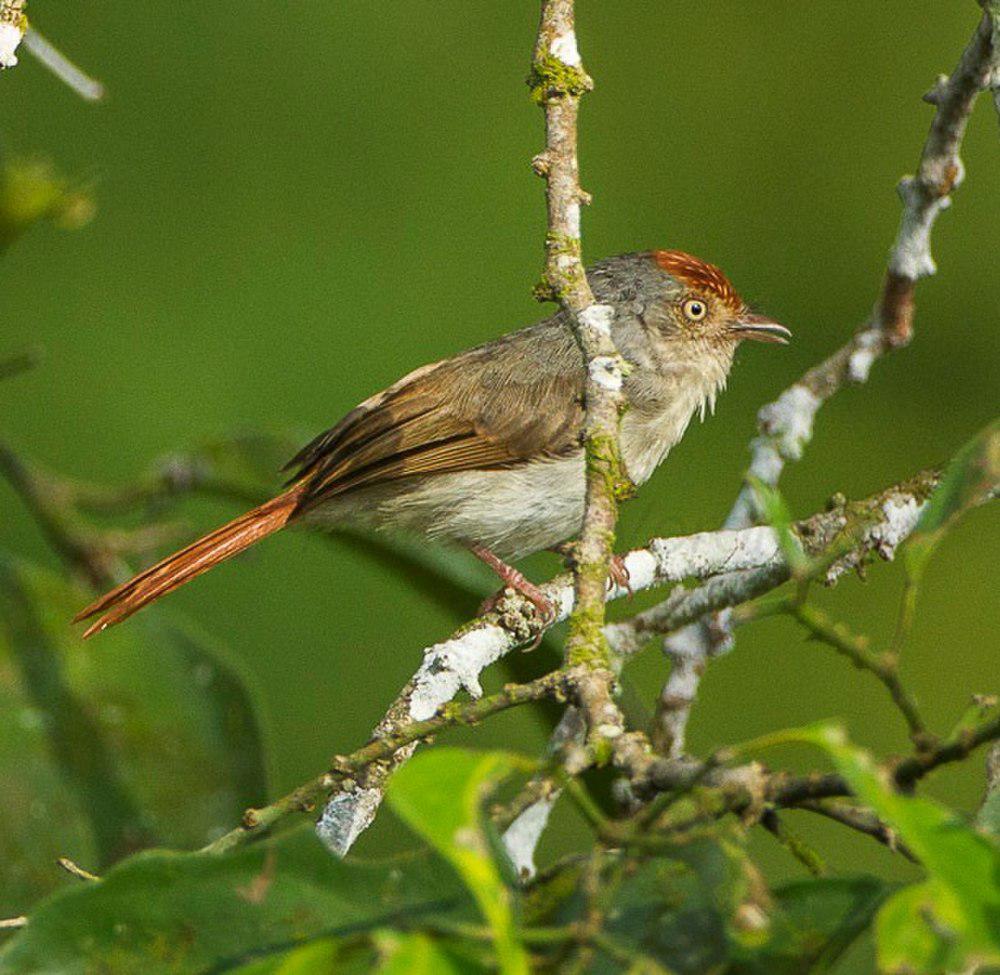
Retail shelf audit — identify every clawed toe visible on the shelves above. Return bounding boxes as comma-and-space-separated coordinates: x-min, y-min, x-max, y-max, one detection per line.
607, 554, 633, 596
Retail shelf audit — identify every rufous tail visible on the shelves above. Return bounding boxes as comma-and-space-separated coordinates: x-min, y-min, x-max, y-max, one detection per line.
74, 487, 303, 638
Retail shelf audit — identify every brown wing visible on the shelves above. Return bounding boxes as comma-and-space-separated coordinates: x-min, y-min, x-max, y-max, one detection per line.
288, 320, 585, 507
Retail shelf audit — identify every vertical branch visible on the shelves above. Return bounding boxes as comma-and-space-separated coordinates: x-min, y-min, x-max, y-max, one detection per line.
531, 3, 631, 743
881, 11, 995, 345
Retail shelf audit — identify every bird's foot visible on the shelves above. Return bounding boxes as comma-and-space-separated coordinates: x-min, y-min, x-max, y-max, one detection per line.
551, 542, 633, 597
608, 553, 633, 596
471, 546, 556, 626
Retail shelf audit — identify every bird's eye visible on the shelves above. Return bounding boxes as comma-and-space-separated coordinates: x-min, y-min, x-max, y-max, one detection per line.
682, 298, 708, 322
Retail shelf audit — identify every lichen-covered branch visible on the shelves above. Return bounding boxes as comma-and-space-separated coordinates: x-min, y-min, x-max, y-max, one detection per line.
531, 2, 629, 700
650, 11, 998, 757
307, 468, 957, 854
205, 670, 569, 856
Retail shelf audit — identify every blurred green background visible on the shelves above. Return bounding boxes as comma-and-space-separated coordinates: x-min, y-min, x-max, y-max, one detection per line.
1, 0, 997, 923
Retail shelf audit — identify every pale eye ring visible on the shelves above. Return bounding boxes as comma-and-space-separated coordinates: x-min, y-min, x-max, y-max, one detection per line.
682, 297, 708, 322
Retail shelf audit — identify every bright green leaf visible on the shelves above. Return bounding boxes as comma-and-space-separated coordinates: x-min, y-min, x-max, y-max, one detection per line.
782, 723, 1000, 973
226, 939, 342, 975
374, 931, 470, 974
904, 420, 1000, 581
387, 748, 530, 975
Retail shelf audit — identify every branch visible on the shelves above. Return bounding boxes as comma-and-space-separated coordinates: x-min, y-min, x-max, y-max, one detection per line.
532, 2, 631, 761
649, 11, 997, 757
0, 0, 104, 99
795, 799, 918, 863
303, 468, 956, 854
205, 670, 568, 856
21, 28, 104, 101
500, 705, 587, 880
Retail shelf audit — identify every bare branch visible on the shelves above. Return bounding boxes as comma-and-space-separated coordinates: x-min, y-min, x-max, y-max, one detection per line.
796, 799, 918, 863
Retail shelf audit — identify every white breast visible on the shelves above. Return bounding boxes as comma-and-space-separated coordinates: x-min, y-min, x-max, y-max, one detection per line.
317, 357, 730, 561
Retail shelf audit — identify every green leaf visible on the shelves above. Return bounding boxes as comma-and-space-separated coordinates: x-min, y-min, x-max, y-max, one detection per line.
374, 931, 471, 974
904, 419, 1000, 581
387, 748, 530, 975
225, 939, 343, 975
784, 723, 1000, 973
0, 829, 468, 975
747, 476, 808, 575
0, 554, 268, 914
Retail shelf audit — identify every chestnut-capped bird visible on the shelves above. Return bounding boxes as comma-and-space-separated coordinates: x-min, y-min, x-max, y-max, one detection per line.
75, 250, 789, 637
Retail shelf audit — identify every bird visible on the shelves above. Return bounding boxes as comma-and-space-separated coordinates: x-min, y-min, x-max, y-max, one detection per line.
74, 250, 789, 638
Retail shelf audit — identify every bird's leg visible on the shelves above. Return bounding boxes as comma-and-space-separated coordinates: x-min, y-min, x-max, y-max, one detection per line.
470, 545, 556, 623
549, 542, 632, 596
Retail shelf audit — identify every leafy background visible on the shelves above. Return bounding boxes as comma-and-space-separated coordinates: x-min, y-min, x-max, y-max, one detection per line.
0, 2, 997, 971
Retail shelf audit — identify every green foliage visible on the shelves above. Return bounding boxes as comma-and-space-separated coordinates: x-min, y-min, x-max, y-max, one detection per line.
388, 748, 531, 975
787, 724, 1000, 974
904, 419, 1000, 583
731, 877, 893, 974
0, 829, 469, 975
748, 475, 809, 575
0, 554, 267, 914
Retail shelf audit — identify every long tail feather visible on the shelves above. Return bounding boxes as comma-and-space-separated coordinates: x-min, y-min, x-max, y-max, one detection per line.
74, 488, 302, 638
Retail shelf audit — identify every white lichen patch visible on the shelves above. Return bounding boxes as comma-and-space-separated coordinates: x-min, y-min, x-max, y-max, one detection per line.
578, 302, 614, 338
650, 525, 780, 581
588, 355, 622, 391
549, 31, 581, 67
316, 787, 382, 857
757, 384, 822, 461
847, 327, 883, 384
0, 22, 24, 68
502, 796, 556, 879
869, 494, 923, 560
408, 624, 511, 721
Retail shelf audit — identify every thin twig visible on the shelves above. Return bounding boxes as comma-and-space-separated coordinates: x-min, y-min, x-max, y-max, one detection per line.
795, 799, 918, 863
56, 856, 99, 882
205, 670, 567, 855
788, 602, 927, 741
21, 28, 104, 101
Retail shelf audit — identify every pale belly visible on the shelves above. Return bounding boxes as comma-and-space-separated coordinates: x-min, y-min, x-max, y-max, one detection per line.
308, 393, 703, 562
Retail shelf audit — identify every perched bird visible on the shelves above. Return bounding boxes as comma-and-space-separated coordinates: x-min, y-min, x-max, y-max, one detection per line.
75, 250, 789, 637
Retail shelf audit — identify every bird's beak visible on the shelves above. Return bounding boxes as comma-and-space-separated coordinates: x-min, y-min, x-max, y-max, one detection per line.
730, 312, 792, 345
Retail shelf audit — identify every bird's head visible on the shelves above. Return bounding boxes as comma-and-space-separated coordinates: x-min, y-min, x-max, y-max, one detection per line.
648, 249, 790, 351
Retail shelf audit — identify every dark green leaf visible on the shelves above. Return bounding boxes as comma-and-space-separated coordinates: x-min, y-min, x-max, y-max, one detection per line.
0, 554, 268, 913
731, 877, 893, 974
0, 829, 468, 975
